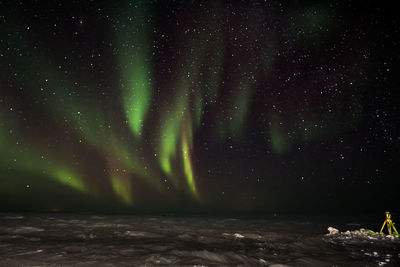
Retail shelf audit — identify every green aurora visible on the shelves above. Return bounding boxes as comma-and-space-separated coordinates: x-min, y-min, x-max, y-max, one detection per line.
1, 0, 394, 213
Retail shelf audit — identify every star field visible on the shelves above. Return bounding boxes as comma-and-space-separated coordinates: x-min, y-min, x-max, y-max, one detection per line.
0, 0, 399, 214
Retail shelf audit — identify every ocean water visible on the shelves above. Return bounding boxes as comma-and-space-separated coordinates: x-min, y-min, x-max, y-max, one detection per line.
0, 213, 399, 266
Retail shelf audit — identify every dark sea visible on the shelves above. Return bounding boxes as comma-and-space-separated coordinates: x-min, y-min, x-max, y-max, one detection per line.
0, 213, 399, 266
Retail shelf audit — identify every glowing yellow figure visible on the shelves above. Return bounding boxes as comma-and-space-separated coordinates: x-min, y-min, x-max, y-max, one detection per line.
380, 211, 399, 236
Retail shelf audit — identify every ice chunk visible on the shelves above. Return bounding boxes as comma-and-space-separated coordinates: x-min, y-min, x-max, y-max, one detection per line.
234, 233, 245, 239
327, 227, 339, 235
222, 233, 245, 239
258, 258, 267, 264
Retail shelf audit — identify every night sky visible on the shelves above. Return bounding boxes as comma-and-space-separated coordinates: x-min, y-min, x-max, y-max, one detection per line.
1, 0, 399, 214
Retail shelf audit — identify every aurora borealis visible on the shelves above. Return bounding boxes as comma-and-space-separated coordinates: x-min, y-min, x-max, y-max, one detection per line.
1, 0, 399, 214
